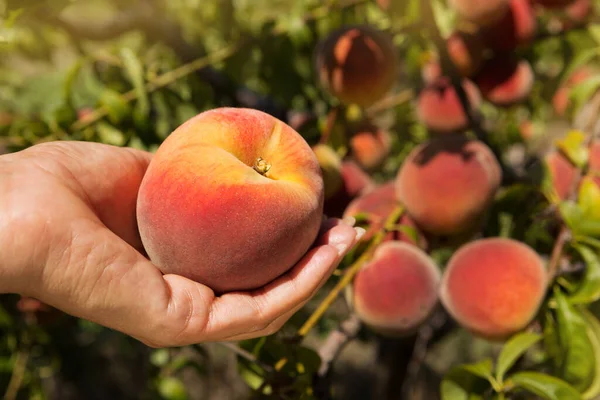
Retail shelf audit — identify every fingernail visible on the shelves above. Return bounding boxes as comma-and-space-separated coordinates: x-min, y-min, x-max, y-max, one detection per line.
354, 227, 366, 241
342, 216, 356, 227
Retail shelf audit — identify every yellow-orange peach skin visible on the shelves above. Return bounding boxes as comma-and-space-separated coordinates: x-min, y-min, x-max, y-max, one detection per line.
440, 238, 548, 340
137, 108, 324, 293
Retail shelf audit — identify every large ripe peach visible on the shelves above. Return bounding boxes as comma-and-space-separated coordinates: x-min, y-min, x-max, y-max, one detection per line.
545, 151, 577, 200
395, 136, 501, 236
323, 160, 376, 218
344, 181, 426, 246
416, 77, 482, 134
440, 238, 548, 340
481, 0, 537, 52
137, 108, 324, 293
552, 67, 595, 116
474, 58, 534, 107
349, 123, 392, 171
447, 30, 485, 77
351, 241, 441, 335
315, 25, 398, 107
313, 144, 344, 200
449, 0, 511, 25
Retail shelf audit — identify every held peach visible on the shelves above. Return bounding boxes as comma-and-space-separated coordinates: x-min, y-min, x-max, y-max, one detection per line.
440, 238, 548, 340
137, 107, 325, 293
350, 241, 441, 335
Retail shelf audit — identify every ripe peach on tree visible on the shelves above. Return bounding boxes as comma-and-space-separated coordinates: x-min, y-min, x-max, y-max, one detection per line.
349, 241, 441, 336
348, 123, 392, 171
343, 181, 426, 247
395, 136, 502, 236
440, 238, 548, 340
136, 107, 325, 293
315, 25, 398, 107
474, 58, 534, 106
416, 77, 482, 134
481, 0, 537, 52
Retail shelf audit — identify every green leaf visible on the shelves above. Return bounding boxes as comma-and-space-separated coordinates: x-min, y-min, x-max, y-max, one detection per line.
157, 377, 188, 400
0, 304, 13, 327
496, 332, 542, 382
570, 75, 600, 116
578, 177, 600, 221
120, 48, 149, 119
99, 89, 130, 125
440, 362, 490, 400
569, 245, 600, 305
96, 122, 126, 146
509, 372, 582, 400
459, 359, 494, 381
559, 201, 600, 237
556, 130, 588, 169
555, 289, 595, 391
580, 309, 600, 400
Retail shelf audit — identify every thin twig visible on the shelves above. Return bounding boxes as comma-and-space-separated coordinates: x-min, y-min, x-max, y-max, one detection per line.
317, 314, 362, 376
3, 331, 30, 400
216, 342, 274, 373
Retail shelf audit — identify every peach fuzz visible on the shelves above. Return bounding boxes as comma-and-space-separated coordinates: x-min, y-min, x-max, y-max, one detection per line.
137, 107, 324, 293
315, 25, 398, 107
440, 238, 548, 341
349, 124, 392, 171
313, 144, 344, 200
343, 181, 426, 247
416, 77, 482, 134
481, 0, 537, 52
323, 160, 375, 218
395, 136, 501, 236
474, 58, 534, 107
448, 0, 511, 25
351, 241, 441, 335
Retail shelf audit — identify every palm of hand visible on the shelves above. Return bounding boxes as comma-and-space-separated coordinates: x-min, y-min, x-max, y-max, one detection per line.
0, 142, 359, 347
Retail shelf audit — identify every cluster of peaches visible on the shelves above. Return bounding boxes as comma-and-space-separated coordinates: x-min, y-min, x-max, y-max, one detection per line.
307, 0, 596, 342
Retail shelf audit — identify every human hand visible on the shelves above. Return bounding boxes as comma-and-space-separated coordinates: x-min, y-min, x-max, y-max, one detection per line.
0, 141, 363, 347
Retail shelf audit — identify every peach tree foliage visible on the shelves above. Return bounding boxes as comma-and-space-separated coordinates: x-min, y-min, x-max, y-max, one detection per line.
3, 0, 600, 399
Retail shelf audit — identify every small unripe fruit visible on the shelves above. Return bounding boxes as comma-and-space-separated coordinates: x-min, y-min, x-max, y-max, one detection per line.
395, 136, 501, 236
351, 241, 441, 335
313, 144, 344, 200
315, 25, 398, 107
416, 77, 482, 134
440, 238, 548, 341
